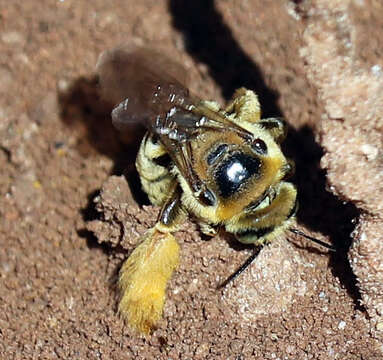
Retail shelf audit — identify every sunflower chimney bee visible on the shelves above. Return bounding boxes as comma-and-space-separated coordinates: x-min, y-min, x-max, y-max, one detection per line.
96, 44, 331, 334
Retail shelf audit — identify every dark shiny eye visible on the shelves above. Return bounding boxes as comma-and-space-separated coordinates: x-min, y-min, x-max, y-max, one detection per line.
215, 153, 261, 198
207, 144, 228, 165
198, 188, 216, 206
251, 138, 267, 155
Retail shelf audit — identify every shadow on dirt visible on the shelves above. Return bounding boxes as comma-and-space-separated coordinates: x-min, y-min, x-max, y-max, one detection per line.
284, 126, 362, 307
57, 75, 149, 259
169, 0, 281, 118
57, 75, 149, 203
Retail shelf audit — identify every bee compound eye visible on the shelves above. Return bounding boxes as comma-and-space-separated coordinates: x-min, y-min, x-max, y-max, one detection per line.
251, 138, 267, 155
198, 188, 216, 206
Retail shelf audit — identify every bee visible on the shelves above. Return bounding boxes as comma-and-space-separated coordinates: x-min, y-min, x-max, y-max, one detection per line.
96, 44, 326, 335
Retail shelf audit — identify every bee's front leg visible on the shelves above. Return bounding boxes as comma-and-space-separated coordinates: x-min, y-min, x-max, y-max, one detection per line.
225, 182, 297, 245
225, 89, 287, 142
118, 186, 185, 334
224, 87, 261, 124
258, 117, 287, 143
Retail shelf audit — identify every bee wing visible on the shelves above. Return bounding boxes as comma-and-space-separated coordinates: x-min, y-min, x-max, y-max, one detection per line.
96, 44, 191, 132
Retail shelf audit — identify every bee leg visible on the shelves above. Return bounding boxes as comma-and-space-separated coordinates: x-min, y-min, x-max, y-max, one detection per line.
136, 132, 174, 206
224, 88, 261, 124
225, 182, 297, 245
198, 221, 218, 237
258, 117, 287, 143
118, 227, 179, 334
217, 247, 262, 288
118, 187, 185, 334
219, 184, 297, 287
224, 87, 251, 113
225, 90, 288, 142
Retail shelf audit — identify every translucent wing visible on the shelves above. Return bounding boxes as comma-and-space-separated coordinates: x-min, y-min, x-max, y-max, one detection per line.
96, 44, 254, 204
96, 44, 192, 132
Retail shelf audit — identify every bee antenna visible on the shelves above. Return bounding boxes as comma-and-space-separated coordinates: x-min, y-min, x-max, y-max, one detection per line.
289, 228, 336, 252
217, 247, 261, 289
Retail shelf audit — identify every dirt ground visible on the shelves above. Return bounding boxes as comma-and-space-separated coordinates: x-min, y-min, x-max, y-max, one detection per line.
1, 0, 383, 359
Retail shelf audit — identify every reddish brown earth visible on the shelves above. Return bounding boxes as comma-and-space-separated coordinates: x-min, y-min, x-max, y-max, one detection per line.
1, 0, 382, 359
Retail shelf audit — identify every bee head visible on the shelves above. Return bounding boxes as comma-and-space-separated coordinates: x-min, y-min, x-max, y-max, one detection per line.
192, 130, 292, 221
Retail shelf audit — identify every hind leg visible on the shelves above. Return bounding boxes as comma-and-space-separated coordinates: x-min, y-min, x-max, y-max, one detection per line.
118, 185, 186, 334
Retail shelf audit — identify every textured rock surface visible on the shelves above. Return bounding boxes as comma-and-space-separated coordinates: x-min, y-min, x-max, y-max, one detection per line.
299, 0, 383, 342
1, 0, 382, 358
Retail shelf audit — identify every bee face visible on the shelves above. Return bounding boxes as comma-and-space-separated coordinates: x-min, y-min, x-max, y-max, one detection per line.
191, 127, 290, 222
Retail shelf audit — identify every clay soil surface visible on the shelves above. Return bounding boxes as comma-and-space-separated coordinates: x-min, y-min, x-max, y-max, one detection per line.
1, 1, 382, 359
